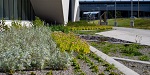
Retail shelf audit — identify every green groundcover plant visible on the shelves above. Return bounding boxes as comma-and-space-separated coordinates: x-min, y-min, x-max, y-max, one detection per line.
68, 26, 112, 31
50, 25, 69, 33
0, 26, 72, 72
67, 20, 96, 27
51, 32, 90, 54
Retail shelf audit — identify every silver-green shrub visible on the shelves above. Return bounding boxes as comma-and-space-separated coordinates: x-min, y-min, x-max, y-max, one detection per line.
0, 26, 72, 71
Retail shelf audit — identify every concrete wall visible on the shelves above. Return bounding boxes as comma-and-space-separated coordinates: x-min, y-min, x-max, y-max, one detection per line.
74, 0, 80, 21
30, 0, 79, 25
71, 0, 80, 22
30, 0, 65, 24
62, 0, 70, 24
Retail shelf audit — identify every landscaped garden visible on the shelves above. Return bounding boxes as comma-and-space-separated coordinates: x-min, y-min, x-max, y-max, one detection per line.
0, 17, 150, 75
0, 18, 128, 75
79, 35, 150, 75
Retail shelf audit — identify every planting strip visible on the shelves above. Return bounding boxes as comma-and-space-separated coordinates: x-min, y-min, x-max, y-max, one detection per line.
90, 46, 139, 75
112, 57, 150, 65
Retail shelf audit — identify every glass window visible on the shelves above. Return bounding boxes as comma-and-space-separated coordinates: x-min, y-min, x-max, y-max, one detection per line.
9, 0, 14, 19
0, 0, 3, 19
30, 4, 34, 20
14, 0, 18, 19
1, 0, 35, 20
27, 0, 31, 20
17, 0, 22, 19
4, 0, 9, 19
22, 0, 25, 20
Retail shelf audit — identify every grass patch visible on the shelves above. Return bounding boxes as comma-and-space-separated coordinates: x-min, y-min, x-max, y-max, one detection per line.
138, 55, 150, 61
91, 18, 150, 30
109, 18, 150, 29
108, 18, 131, 27
90, 42, 143, 56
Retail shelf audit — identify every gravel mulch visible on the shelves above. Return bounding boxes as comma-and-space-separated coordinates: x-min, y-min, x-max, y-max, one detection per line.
117, 60, 150, 75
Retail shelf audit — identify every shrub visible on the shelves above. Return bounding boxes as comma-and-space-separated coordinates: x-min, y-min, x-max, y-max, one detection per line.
33, 16, 44, 27
67, 20, 96, 27
0, 18, 9, 31
138, 55, 150, 61
46, 70, 53, 75
51, 32, 90, 54
0, 26, 71, 71
120, 44, 142, 56
30, 72, 36, 75
11, 20, 22, 29
50, 25, 69, 33
68, 26, 112, 31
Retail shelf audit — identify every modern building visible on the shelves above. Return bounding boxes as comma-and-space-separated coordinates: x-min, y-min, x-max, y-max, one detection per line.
0, 0, 80, 25
80, 0, 150, 19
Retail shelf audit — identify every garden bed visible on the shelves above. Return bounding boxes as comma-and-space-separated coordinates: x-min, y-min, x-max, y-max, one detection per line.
0, 26, 124, 75
78, 35, 132, 43
78, 35, 150, 75
0, 18, 147, 75
117, 60, 150, 75
0, 52, 124, 75
72, 52, 124, 75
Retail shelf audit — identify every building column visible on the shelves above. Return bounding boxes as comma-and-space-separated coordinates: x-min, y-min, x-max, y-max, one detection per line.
71, 0, 80, 22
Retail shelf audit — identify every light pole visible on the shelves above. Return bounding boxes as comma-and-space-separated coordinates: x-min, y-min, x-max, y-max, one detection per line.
130, 0, 134, 27
97, 7, 101, 18
114, 0, 117, 26
138, 0, 140, 18
105, 4, 108, 25
97, 7, 100, 19
106, 4, 114, 25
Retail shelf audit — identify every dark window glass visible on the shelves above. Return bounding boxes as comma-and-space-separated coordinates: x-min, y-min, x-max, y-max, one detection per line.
22, 0, 25, 20
1, 0, 34, 20
17, 0, 22, 19
14, 0, 18, 19
9, 0, 14, 19
3, 0, 9, 19
0, 0, 3, 19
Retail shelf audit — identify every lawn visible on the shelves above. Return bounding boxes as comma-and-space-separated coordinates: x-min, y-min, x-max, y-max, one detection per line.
91, 18, 150, 30
89, 42, 150, 61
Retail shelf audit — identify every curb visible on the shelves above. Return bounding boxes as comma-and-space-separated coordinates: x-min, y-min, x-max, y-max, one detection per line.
112, 57, 150, 65
90, 46, 139, 75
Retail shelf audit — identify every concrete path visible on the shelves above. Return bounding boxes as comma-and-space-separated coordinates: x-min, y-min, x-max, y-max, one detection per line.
96, 27, 150, 46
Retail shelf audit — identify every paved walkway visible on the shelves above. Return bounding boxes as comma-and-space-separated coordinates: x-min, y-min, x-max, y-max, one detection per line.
96, 27, 150, 46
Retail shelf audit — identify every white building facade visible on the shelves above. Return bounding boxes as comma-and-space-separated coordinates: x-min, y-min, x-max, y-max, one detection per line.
0, 0, 80, 24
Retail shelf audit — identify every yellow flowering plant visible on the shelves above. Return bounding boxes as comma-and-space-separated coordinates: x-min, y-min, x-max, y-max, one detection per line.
51, 32, 90, 54
67, 26, 112, 31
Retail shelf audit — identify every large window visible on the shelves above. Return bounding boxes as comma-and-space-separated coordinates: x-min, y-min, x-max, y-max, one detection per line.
0, 0, 35, 20
3, 0, 9, 19
0, 0, 3, 18
14, 0, 18, 19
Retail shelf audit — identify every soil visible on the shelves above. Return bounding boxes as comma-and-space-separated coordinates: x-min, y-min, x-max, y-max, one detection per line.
79, 35, 150, 61
0, 67, 74, 75
78, 34, 133, 43
117, 60, 150, 75
79, 34, 150, 75
0, 53, 124, 75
